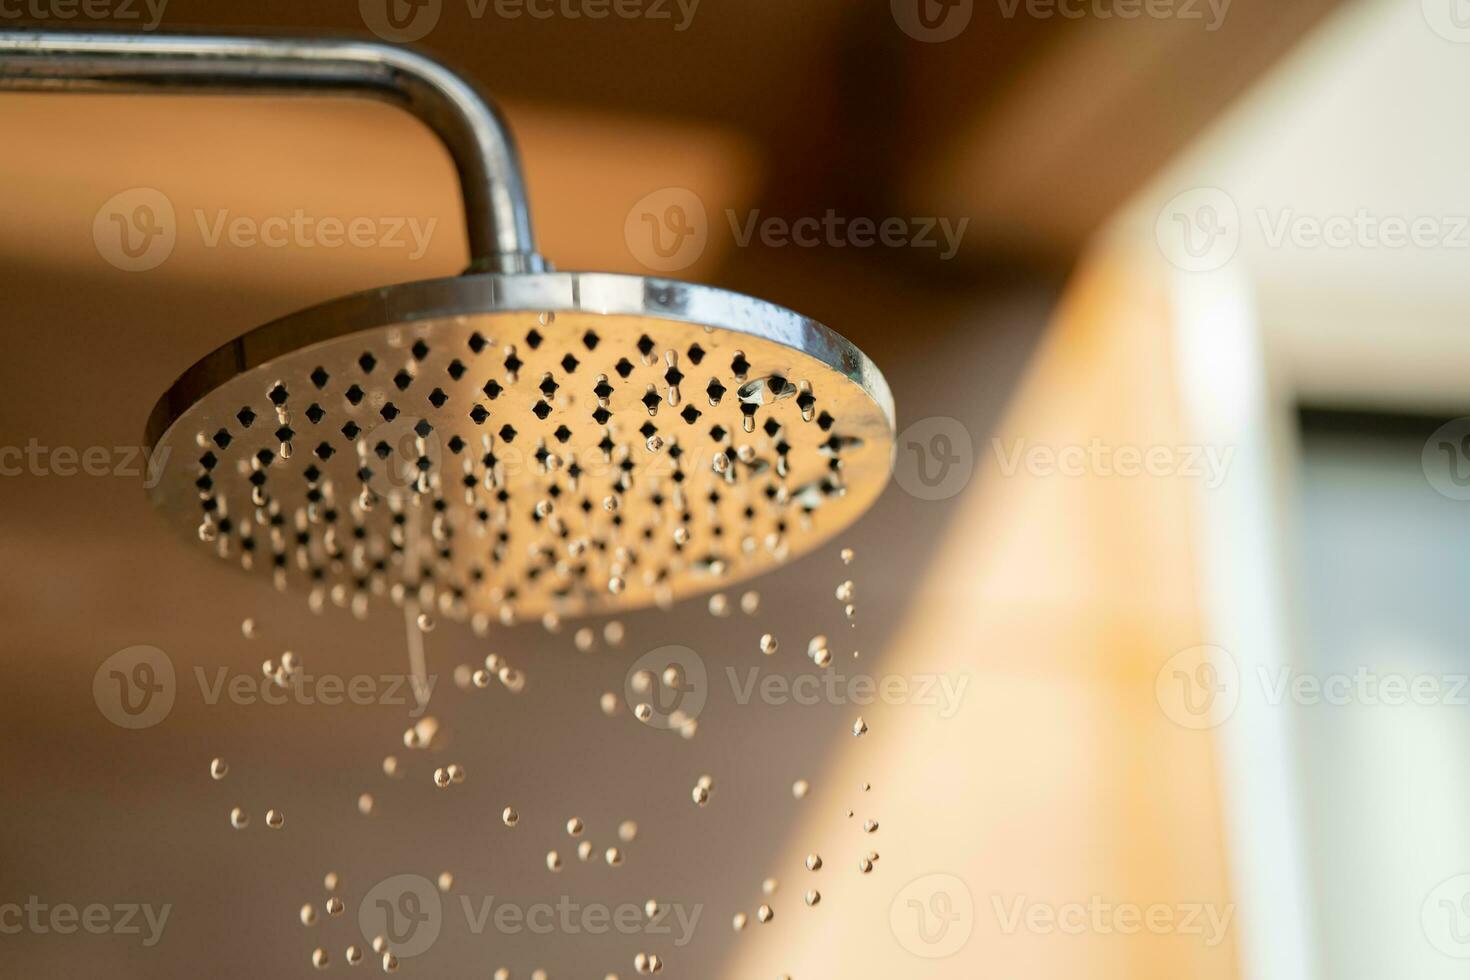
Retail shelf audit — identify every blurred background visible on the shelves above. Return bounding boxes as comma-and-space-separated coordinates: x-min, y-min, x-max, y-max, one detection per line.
2, 0, 1468, 976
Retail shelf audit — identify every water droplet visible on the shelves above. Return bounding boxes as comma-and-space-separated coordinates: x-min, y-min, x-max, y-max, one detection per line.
416, 612, 435, 632
792, 779, 809, 799
635, 703, 653, 722
577, 840, 594, 862
740, 590, 760, 615
759, 634, 778, 655
266, 808, 284, 829
241, 617, 258, 639
574, 627, 596, 652
605, 847, 624, 867
853, 717, 869, 737
732, 912, 747, 931
762, 877, 778, 895
312, 947, 329, 969
448, 763, 465, 784
437, 871, 454, 892
326, 897, 343, 916
209, 757, 228, 780
382, 950, 399, 972
707, 593, 729, 617
604, 621, 626, 646
840, 547, 854, 564
600, 692, 620, 716
835, 580, 855, 602
645, 899, 659, 918
502, 806, 519, 827
383, 756, 400, 778
757, 904, 774, 923
805, 853, 822, 871
345, 945, 362, 965
358, 793, 375, 815
858, 856, 874, 873
472, 668, 491, 688
864, 818, 879, 833
805, 889, 821, 907
433, 768, 451, 788
567, 817, 584, 836
692, 784, 710, 807
324, 872, 339, 891
546, 850, 563, 872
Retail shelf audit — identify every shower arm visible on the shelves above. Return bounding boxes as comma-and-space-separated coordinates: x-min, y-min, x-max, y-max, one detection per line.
0, 31, 545, 275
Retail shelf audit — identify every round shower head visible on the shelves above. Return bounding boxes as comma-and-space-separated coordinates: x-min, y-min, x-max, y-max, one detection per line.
145, 272, 895, 623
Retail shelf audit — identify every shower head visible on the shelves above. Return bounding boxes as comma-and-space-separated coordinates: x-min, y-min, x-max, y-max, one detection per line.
144, 273, 894, 622
2, 31, 895, 623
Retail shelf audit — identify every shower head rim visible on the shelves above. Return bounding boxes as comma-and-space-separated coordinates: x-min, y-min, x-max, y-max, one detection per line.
143, 270, 895, 454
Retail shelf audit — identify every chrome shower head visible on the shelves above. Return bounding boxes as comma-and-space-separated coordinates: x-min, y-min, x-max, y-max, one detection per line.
144, 273, 893, 622
1, 30, 895, 623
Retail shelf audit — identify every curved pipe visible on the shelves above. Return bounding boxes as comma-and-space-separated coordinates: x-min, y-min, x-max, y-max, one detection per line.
0, 31, 545, 274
